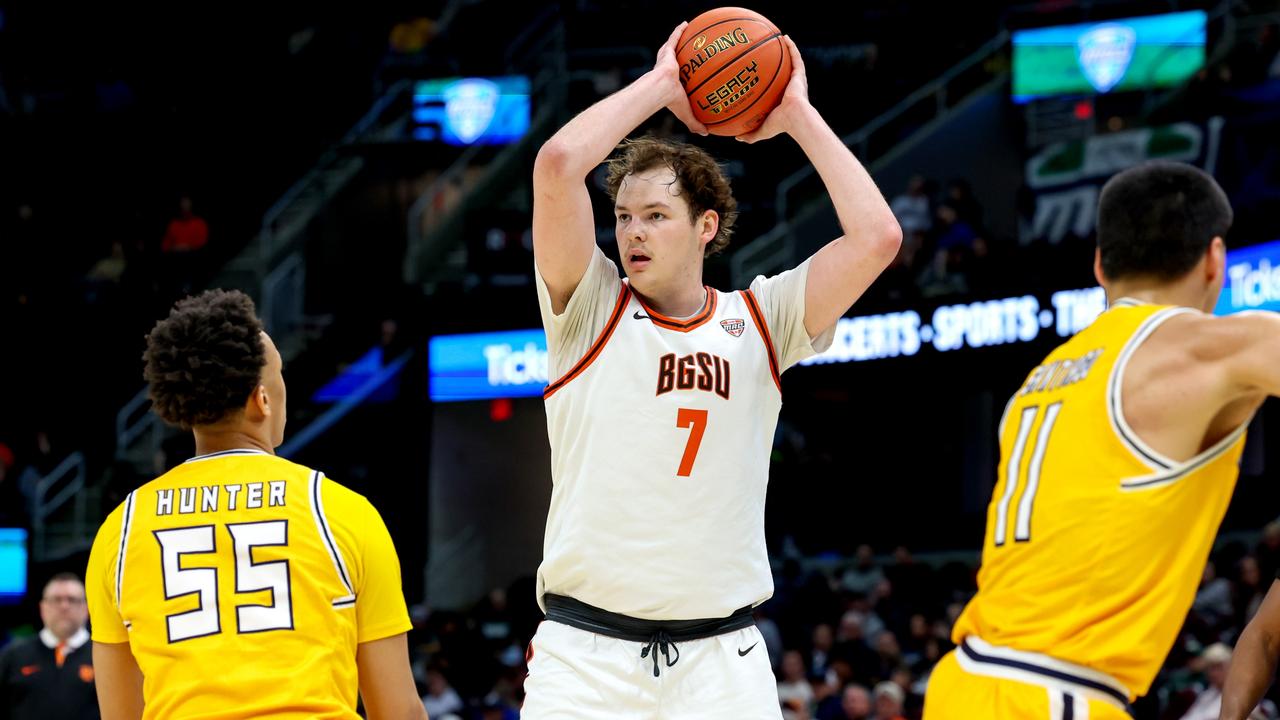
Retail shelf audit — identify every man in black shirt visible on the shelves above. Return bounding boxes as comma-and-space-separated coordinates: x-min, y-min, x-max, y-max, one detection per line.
0, 572, 98, 720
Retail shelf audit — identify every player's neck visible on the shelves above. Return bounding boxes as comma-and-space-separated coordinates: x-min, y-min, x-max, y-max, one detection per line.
1108, 277, 1210, 312
638, 280, 707, 318
192, 427, 275, 458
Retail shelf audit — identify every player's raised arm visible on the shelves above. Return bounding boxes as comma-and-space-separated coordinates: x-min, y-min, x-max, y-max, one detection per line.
533, 22, 706, 313
1221, 580, 1280, 720
737, 37, 902, 339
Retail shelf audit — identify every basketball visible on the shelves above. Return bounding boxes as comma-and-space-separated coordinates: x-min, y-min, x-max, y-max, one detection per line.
677, 7, 791, 137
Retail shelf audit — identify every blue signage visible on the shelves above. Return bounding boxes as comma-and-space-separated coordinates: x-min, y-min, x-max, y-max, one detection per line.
1214, 238, 1280, 316
427, 240, 1280, 399
0, 528, 28, 603
413, 76, 531, 146
429, 328, 548, 402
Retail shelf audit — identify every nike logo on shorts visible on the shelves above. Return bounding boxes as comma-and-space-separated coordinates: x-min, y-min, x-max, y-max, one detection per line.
738, 643, 758, 657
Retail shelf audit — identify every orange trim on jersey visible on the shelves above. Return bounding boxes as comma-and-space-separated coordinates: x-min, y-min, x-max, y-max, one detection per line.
634, 287, 718, 332
740, 290, 781, 392
543, 284, 631, 399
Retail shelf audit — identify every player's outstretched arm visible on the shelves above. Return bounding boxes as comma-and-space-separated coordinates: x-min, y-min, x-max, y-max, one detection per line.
93, 641, 144, 720
1220, 311, 1280, 399
1221, 580, 1280, 720
358, 633, 428, 720
737, 37, 901, 339
533, 22, 707, 313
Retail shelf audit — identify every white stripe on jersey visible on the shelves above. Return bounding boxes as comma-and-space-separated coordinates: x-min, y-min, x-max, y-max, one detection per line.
309, 471, 355, 604
115, 491, 136, 611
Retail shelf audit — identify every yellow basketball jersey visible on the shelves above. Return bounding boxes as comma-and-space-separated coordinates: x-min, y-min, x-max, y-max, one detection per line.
85, 449, 412, 720
953, 300, 1247, 699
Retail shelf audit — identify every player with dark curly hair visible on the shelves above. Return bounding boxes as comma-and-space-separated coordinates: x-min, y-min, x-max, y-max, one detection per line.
84, 289, 425, 720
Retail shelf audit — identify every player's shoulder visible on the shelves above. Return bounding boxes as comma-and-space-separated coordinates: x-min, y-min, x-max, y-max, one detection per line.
1149, 308, 1280, 362
315, 473, 378, 519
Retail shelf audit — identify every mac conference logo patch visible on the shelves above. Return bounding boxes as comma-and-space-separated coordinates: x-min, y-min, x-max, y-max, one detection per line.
1077, 23, 1136, 93
721, 318, 745, 337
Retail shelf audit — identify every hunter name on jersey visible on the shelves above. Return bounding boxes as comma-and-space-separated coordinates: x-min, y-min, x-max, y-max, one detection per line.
154, 481, 288, 516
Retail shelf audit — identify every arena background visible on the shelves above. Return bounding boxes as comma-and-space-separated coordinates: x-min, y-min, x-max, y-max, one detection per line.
3, 1, 1280, 718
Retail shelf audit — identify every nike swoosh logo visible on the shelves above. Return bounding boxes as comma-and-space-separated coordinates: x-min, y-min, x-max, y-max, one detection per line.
633, 311, 650, 320
738, 643, 758, 657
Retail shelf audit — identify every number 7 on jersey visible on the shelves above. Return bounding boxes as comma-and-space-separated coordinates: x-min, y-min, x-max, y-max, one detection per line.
676, 408, 708, 477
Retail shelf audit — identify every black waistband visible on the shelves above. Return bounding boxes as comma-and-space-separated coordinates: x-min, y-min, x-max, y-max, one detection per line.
544, 594, 755, 643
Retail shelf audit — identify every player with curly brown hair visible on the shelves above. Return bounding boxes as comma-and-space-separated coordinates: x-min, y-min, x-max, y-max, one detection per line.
84, 289, 425, 720
523, 21, 902, 720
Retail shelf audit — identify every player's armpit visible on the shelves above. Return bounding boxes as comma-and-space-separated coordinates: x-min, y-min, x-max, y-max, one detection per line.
357, 633, 427, 720
93, 641, 144, 720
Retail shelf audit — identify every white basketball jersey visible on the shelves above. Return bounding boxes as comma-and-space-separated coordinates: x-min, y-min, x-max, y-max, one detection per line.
535, 248, 827, 621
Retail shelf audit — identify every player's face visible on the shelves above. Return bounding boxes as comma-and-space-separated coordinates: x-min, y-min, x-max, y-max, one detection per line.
614, 167, 712, 295
259, 332, 287, 448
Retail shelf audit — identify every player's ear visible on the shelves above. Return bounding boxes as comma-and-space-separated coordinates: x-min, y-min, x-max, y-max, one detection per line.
1206, 236, 1226, 284
248, 384, 270, 420
700, 210, 719, 248
1093, 247, 1105, 287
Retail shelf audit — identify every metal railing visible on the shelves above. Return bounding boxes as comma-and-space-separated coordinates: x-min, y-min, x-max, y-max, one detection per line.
277, 349, 414, 458
31, 452, 86, 559
731, 30, 1010, 286
115, 81, 412, 465
773, 30, 1009, 228
115, 386, 162, 464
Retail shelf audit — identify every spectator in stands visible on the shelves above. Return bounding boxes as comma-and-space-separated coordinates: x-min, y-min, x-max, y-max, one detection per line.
872, 631, 903, 683
756, 607, 784, 670
161, 194, 209, 254
1258, 521, 1280, 580
83, 240, 127, 305
1237, 556, 1267, 626
778, 650, 815, 720
932, 204, 978, 253
421, 666, 464, 718
808, 622, 835, 682
1180, 643, 1234, 720
1194, 560, 1235, 627
0, 573, 97, 720
841, 545, 884, 596
833, 611, 881, 686
160, 194, 209, 295
916, 241, 968, 298
872, 680, 907, 720
818, 683, 871, 720
890, 176, 931, 236
943, 178, 982, 231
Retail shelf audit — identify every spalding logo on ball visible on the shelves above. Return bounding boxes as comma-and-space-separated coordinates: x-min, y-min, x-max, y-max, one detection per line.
677, 7, 791, 137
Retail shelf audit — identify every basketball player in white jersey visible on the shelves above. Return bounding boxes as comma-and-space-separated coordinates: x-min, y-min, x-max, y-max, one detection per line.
523, 23, 902, 719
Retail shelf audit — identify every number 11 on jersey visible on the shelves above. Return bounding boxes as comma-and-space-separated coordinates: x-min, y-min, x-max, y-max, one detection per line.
676, 408, 708, 477
994, 402, 1063, 546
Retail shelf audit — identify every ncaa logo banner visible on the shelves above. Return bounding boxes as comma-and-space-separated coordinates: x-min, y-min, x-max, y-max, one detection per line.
1077, 24, 1136, 93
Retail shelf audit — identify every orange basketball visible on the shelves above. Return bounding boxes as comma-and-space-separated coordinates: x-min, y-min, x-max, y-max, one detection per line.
676, 7, 791, 137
